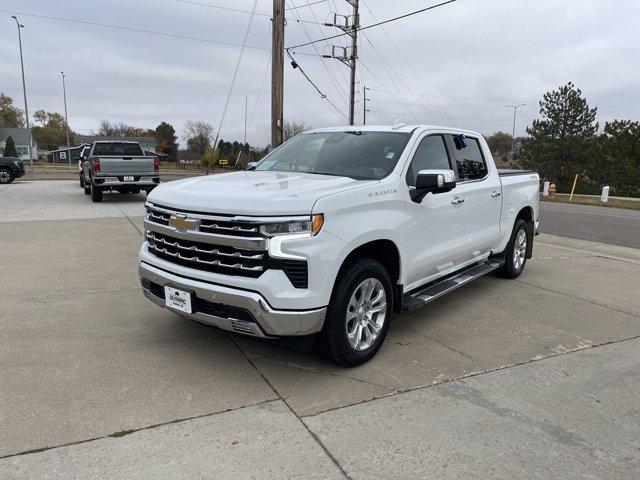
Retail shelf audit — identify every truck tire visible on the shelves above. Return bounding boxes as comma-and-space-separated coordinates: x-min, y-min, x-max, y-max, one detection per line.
497, 218, 529, 279
83, 179, 91, 195
322, 258, 392, 366
90, 181, 103, 202
0, 168, 14, 184
79, 173, 84, 188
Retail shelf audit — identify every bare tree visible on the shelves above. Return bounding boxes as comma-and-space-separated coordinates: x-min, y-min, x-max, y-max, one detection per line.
283, 119, 311, 142
184, 120, 215, 157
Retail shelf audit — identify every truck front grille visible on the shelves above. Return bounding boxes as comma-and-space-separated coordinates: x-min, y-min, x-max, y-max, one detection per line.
147, 231, 265, 277
144, 203, 309, 287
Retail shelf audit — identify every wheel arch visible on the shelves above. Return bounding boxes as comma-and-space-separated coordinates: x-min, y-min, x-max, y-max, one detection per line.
332, 239, 403, 313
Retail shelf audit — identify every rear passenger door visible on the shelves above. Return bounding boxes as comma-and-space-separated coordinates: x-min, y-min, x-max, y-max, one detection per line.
445, 135, 502, 261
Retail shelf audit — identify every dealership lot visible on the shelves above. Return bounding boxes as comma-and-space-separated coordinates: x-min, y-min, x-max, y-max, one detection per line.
1, 180, 639, 478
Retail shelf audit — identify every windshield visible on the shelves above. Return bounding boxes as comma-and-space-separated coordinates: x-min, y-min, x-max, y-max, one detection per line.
255, 131, 411, 180
93, 143, 144, 156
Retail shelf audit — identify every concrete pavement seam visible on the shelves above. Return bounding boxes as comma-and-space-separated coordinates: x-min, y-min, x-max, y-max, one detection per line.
114, 202, 143, 236
226, 334, 353, 480
514, 278, 640, 319
536, 241, 640, 264
397, 321, 489, 372
0, 398, 279, 461
243, 353, 397, 392
300, 334, 640, 419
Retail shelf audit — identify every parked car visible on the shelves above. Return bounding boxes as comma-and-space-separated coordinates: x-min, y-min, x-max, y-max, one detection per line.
81, 141, 159, 202
78, 145, 90, 188
138, 125, 540, 366
0, 157, 26, 184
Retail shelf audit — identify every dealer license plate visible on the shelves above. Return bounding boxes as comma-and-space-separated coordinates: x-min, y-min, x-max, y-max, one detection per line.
164, 286, 192, 314
124, 176, 134, 182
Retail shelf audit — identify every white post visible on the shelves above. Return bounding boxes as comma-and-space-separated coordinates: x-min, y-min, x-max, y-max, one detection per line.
601, 186, 610, 203
542, 181, 550, 197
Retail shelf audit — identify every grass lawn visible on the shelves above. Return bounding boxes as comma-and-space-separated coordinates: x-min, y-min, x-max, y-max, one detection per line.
542, 193, 640, 210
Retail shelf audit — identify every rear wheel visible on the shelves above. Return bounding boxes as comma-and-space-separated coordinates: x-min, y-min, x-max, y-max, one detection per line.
322, 258, 392, 366
83, 177, 91, 195
79, 174, 84, 188
497, 219, 529, 279
90, 181, 103, 202
0, 168, 14, 184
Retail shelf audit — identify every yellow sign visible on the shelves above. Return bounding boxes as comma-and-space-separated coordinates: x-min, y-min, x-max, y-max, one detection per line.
219, 159, 229, 165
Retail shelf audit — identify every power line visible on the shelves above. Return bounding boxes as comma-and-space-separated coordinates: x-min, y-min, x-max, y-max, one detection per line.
360, 31, 437, 124
286, 0, 328, 10
174, 0, 322, 24
288, 0, 459, 50
286, 50, 348, 119
287, 0, 348, 102
248, 53, 272, 130
358, 59, 419, 123
212, 0, 259, 150
0, 8, 271, 51
360, 0, 453, 125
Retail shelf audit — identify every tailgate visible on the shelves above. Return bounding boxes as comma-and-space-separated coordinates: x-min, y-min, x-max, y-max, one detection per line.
98, 156, 156, 175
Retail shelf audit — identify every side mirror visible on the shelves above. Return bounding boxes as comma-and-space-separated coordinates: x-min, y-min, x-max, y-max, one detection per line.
411, 169, 456, 203
246, 161, 258, 170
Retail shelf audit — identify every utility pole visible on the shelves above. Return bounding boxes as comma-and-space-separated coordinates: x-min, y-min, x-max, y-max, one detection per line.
347, 0, 359, 125
61, 72, 71, 165
12, 16, 33, 170
244, 94, 248, 145
271, 0, 285, 148
362, 86, 370, 125
323, 1, 359, 125
506, 104, 525, 162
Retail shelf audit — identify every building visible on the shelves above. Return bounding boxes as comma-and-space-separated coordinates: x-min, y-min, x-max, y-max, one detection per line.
50, 144, 88, 164
0, 128, 38, 161
75, 135, 157, 153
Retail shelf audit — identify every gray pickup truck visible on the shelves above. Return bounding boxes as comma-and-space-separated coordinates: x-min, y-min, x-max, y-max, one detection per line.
81, 141, 160, 202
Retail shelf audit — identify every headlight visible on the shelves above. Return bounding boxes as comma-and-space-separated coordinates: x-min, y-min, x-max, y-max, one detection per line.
260, 214, 324, 237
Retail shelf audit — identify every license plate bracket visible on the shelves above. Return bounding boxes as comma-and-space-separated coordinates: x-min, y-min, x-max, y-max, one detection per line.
164, 286, 193, 314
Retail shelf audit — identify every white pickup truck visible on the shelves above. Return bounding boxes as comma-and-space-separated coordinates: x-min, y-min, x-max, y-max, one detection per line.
139, 125, 539, 366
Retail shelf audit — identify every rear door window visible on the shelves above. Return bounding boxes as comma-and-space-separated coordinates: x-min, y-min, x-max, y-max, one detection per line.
447, 135, 488, 181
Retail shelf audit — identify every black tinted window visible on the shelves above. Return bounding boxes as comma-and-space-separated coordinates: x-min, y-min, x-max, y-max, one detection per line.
406, 135, 450, 186
450, 136, 487, 181
93, 143, 144, 156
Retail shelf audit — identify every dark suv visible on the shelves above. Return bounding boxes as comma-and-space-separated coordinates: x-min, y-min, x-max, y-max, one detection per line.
0, 157, 26, 184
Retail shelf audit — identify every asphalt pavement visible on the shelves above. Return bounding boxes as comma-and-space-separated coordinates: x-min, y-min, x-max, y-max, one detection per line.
1, 181, 639, 479
540, 200, 640, 249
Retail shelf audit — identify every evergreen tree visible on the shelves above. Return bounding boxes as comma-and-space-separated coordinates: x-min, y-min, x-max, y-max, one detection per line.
3, 136, 18, 157
519, 82, 598, 191
155, 122, 178, 164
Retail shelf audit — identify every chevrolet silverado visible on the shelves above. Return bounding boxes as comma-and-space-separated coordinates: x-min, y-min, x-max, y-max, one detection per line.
139, 125, 539, 366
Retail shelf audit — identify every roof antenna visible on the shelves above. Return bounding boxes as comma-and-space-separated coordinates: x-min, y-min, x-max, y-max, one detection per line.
391, 120, 406, 130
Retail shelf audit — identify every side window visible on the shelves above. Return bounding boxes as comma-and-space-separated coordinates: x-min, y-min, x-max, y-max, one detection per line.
406, 135, 450, 186
449, 135, 488, 181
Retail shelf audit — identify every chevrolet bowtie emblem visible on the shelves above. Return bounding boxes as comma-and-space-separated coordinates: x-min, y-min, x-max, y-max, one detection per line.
169, 214, 200, 232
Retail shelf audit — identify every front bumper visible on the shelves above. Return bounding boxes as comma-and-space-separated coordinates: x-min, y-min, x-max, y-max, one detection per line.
139, 261, 326, 337
94, 175, 159, 187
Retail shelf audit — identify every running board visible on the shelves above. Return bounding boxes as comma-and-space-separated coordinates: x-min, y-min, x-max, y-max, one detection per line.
403, 261, 500, 311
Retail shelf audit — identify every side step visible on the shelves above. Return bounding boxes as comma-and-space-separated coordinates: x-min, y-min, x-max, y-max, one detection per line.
403, 261, 500, 311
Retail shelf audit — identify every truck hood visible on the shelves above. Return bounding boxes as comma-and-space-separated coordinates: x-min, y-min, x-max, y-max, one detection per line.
148, 171, 376, 215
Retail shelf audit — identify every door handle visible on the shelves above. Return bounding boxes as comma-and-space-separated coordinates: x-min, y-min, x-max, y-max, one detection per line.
490, 191, 501, 198
451, 197, 465, 205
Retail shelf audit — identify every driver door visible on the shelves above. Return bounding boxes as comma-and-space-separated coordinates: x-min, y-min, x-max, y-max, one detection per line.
404, 134, 467, 289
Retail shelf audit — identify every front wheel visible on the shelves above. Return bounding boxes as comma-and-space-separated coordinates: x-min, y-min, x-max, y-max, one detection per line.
497, 218, 529, 279
0, 168, 14, 184
322, 258, 392, 366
